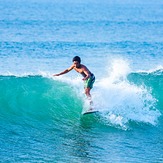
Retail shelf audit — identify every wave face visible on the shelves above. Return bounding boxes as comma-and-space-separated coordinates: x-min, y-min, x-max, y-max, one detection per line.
0, 71, 162, 163
0, 70, 161, 130
128, 69, 163, 110
0, 75, 82, 128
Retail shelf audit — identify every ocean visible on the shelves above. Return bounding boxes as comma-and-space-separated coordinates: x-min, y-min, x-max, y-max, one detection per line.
0, 0, 163, 162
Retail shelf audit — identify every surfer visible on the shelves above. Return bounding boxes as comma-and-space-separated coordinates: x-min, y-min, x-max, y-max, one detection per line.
53, 56, 95, 103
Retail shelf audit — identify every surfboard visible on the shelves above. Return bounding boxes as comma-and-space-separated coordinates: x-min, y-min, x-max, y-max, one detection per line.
82, 109, 99, 115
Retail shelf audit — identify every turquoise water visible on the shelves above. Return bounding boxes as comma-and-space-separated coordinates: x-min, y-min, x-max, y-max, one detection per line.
0, 0, 163, 162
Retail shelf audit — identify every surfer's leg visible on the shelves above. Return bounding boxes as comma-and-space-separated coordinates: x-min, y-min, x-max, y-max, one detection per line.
85, 87, 93, 105
85, 87, 91, 98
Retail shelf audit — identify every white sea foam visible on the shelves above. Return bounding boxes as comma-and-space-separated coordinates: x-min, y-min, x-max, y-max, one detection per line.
91, 59, 161, 129
135, 65, 163, 74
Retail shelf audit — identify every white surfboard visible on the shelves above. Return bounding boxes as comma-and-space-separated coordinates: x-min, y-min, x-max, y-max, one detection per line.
82, 108, 99, 115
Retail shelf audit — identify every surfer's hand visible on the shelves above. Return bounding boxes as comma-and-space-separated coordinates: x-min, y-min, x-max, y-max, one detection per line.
82, 77, 87, 80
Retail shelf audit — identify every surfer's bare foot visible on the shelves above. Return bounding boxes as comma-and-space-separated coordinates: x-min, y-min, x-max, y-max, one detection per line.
89, 107, 93, 111
90, 100, 93, 105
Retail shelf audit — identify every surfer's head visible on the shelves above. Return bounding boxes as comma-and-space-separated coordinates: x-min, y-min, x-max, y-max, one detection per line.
73, 56, 81, 63
73, 56, 81, 68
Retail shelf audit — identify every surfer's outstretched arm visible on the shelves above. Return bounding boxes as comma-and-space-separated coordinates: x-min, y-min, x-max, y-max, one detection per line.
53, 65, 74, 76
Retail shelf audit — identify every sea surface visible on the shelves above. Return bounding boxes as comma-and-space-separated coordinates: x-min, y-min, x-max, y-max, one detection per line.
0, 0, 163, 162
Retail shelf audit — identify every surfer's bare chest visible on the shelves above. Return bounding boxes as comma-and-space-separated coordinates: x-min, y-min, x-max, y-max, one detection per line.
74, 67, 84, 73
